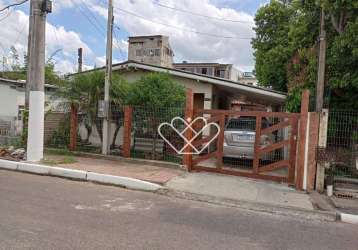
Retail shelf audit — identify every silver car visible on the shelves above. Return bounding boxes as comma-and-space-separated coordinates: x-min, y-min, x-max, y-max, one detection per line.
223, 116, 273, 159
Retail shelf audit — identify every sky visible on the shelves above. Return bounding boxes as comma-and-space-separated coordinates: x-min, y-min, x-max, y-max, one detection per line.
0, 0, 268, 75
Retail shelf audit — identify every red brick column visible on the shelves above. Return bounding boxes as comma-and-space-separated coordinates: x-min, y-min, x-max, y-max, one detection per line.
296, 90, 309, 190
122, 106, 133, 158
69, 104, 78, 151
183, 88, 194, 170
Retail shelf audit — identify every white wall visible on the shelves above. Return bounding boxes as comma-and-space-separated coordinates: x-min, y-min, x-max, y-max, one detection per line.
0, 84, 24, 118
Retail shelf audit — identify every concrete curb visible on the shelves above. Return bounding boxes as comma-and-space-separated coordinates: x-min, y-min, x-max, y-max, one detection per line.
0, 159, 162, 192
157, 189, 338, 222
87, 172, 162, 191
337, 212, 358, 225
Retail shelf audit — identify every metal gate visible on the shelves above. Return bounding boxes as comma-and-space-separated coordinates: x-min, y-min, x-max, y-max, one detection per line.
188, 110, 300, 184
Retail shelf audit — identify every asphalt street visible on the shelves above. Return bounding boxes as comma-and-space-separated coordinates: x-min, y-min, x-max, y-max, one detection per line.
1, 170, 357, 250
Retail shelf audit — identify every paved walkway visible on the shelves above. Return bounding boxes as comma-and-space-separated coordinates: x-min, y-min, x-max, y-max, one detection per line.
44, 154, 184, 185
45, 154, 315, 212
166, 172, 315, 210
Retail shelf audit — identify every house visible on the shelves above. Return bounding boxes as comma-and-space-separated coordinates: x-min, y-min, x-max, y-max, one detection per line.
173, 62, 242, 82
238, 71, 258, 86
73, 60, 286, 148
73, 35, 287, 147
127, 35, 248, 84
0, 77, 58, 137
110, 61, 285, 111
128, 35, 174, 68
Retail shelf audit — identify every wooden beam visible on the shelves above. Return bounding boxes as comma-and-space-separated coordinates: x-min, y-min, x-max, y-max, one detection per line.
253, 115, 262, 174
261, 120, 290, 135
183, 88, 194, 170
194, 110, 300, 119
193, 166, 288, 183
216, 114, 225, 169
258, 160, 290, 173
259, 140, 290, 154
192, 135, 217, 147
288, 117, 298, 184
122, 106, 133, 158
192, 151, 217, 166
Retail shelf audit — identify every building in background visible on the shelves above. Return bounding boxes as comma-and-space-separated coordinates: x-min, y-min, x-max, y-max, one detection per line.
128, 35, 174, 68
173, 62, 242, 82
127, 35, 257, 86
238, 71, 258, 86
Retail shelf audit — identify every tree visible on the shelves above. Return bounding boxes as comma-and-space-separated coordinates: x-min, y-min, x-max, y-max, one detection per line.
121, 72, 186, 107
118, 72, 186, 159
252, 1, 293, 92
253, 0, 358, 111
54, 71, 105, 149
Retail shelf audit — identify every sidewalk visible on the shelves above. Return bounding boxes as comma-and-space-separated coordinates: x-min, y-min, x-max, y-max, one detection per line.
43, 154, 184, 185
165, 172, 314, 210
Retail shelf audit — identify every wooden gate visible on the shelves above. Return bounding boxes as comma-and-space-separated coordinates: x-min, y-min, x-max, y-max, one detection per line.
188, 110, 300, 184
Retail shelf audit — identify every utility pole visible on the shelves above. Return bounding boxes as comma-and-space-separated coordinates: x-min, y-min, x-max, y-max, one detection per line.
102, 0, 114, 155
26, 0, 52, 162
25, 0, 33, 107
316, 8, 326, 112
78, 48, 83, 73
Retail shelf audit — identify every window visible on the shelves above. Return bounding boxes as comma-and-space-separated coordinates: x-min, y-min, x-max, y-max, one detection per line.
216, 69, 225, 78
135, 49, 142, 56
201, 68, 207, 75
207, 68, 213, 76
154, 49, 160, 56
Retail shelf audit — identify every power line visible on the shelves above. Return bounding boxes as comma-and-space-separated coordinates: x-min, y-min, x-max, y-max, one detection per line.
70, 0, 106, 37
0, 9, 13, 22
114, 7, 253, 40
0, 0, 29, 13
113, 28, 126, 60
79, 0, 106, 34
152, 1, 253, 23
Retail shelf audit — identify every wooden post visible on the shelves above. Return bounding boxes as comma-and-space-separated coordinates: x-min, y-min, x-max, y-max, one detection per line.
296, 90, 310, 190
183, 88, 194, 170
122, 106, 133, 158
216, 114, 225, 169
69, 104, 78, 151
288, 117, 298, 184
253, 115, 262, 174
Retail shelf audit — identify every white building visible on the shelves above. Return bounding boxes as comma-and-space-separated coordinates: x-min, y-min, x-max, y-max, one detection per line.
0, 77, 58, 136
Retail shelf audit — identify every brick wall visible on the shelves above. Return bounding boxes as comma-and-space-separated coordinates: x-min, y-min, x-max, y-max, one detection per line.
44, 112, 66, 143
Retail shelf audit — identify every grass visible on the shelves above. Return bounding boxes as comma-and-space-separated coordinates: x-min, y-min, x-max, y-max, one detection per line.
44, 148, 76, 156
41, 155, 77, 166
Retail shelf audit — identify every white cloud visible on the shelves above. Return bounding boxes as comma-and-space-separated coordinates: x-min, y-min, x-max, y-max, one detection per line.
0, 8, 93, 74
89, 0, 256, 71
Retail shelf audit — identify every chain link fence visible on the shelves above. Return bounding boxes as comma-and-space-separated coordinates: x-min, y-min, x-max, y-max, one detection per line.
45, 105, 125, 155
131, 106, 185, 164
317, 110, 358, 195
43, 105, 185, 164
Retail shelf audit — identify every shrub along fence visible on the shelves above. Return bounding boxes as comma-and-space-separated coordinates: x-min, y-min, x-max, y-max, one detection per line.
45, 104, 185, 164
